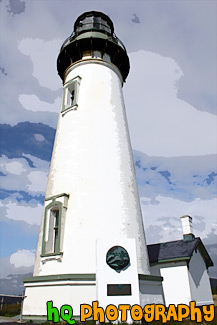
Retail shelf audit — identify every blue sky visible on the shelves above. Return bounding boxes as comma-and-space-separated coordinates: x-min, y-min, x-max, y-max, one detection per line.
0, 0, 217, 293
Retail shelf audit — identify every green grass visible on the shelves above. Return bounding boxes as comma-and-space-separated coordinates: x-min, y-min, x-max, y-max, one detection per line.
0, 302, 21, 317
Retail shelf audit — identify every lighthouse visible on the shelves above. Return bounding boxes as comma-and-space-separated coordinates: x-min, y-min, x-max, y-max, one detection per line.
22, 11, 164, 322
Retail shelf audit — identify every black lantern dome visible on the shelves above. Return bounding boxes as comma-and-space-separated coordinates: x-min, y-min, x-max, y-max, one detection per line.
57, 11, 130, 82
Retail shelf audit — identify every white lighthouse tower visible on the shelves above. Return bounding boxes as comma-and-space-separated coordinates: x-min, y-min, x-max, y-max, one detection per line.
22, 11, 164, 322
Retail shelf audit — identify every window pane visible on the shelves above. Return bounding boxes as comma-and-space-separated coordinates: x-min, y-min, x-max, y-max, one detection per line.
53, 210, 59, 253
103, 53, 111, 62
82, 50, 92, 59
62, 79, 79, 112
71, 90, 75, 106
93, 50, 101, 59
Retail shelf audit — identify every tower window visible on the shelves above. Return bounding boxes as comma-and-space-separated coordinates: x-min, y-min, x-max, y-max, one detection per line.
62, 76, 81, 113
53, 209, 59, 253
41, 193, 69, 257
44, 206, 61, 255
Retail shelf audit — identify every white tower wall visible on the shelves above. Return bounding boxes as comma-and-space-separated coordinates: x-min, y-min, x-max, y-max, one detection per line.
33, 59, 150, 277
22, 12, 164, 321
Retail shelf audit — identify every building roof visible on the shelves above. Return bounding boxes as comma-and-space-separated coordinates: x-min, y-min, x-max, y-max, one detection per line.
147, 237, 213, 268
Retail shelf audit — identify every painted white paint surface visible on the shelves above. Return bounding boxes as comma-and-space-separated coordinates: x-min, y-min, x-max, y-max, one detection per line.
180, 215, 193, 235
96, 238, 164, 322
23, 281, 96, 316
96, 238, 140, 323
139, 280, 165, 305
159, 264, 191, 306
150, 251, 213, 307
188, 249, 213, 305
24, 58, 152, 319
33, 59, 150, 277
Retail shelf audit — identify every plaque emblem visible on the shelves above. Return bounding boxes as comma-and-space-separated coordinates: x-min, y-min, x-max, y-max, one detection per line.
106, 246, 130, 271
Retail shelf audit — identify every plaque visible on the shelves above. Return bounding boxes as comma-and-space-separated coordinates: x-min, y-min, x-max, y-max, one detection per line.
106, 246, 130, 271
107, 284, 132, 296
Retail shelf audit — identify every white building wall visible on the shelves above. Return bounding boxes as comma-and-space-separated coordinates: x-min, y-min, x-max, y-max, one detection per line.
33, 59, 150, 277
188, 249, 213, 305
139, 280, 165, 306
150, 262, 192, 306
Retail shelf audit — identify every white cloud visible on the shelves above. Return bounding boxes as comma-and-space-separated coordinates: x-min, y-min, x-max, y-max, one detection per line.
0, 256, 34, 279
0, 199, 43, 225
125, 50, 217, 157
34, 134, 45, 142
5, 161, 27, 175
19, 94, 61, 113
23, 154, 49, 170
27, 170, 48, 192
141, 195, 217, 245
0, 155, 49, 194
10, 250, 35, 268
18, 38, 62, 91
134, 151, 217, 201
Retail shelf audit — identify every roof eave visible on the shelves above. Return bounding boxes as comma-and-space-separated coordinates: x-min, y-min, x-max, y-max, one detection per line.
150, 256, 190, 266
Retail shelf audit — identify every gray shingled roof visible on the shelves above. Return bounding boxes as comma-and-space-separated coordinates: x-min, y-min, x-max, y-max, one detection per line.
147, 237, 213, 268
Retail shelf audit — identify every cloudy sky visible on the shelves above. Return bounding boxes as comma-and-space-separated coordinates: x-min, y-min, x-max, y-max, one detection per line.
0, 0, 217, 293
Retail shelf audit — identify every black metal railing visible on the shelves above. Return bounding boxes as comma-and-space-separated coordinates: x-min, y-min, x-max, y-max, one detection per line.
60, 30, 126, 53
